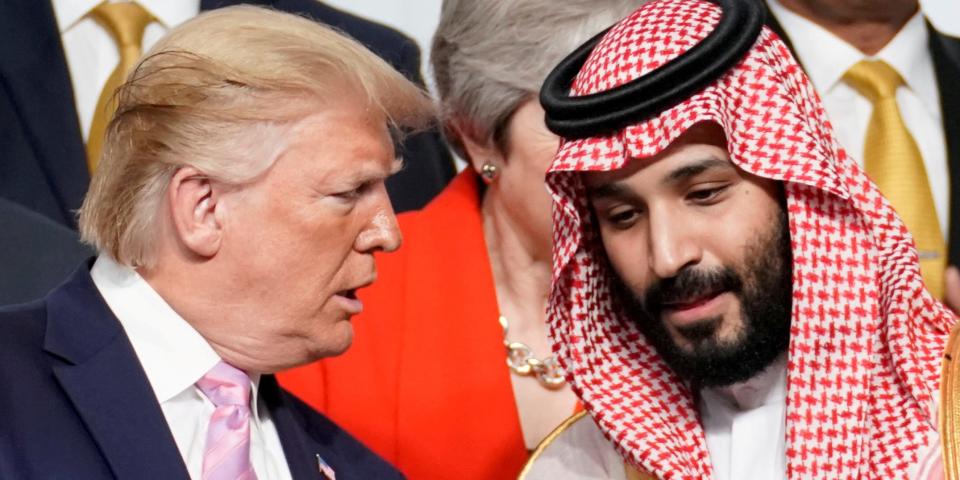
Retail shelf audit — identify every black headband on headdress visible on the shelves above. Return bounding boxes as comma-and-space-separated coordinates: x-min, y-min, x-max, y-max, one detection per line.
540, 0, 765, 139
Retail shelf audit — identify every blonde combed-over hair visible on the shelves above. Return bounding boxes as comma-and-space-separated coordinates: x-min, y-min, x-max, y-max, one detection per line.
79, 5, 435, 268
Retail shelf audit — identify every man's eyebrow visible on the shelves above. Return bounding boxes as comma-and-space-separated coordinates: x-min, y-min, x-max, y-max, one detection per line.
586, 181, 631, 200
663, 157, 732, 185
586, 157, 732, 200
345, 158, 405, 187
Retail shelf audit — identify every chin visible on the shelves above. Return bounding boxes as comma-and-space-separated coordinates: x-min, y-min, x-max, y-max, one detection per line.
310, 322, 355, 360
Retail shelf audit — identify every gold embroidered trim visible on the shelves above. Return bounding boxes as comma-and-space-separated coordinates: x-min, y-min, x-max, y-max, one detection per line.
940, 322, 960, 480
518, 411, 588, 479
518, 410, 658, 479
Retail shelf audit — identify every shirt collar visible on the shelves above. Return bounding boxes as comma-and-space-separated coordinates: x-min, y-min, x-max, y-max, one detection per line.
767, 0, 866, 94
51, 0, 199, 33
52, 0, 101, 32
140, 0, 199, 29
90, 255, 222, 404
768, 1, 939, 119
876, 12, 939, 118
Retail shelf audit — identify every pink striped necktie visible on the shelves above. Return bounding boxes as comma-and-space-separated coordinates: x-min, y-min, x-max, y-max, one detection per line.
196, 361, 258, 480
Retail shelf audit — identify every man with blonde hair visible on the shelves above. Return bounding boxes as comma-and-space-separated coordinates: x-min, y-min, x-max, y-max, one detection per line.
0, 6, 430, 479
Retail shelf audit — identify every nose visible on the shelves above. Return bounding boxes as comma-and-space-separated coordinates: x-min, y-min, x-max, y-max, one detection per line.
647, 207, 701, 279
356, 186, 402, 253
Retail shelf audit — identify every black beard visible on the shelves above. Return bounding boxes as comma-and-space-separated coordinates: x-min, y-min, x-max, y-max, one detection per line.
614, 208, 793, 388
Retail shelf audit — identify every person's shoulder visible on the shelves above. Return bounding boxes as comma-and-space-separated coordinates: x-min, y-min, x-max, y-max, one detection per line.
279, 388, 406, 479
288, 1, 413, 45
0, 299, 50, 393
0, 198, 92, 304
0, 299, 47, 346
930, 26, 960, 55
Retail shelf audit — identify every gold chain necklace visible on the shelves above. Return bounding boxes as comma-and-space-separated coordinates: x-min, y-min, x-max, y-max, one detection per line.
498, 315, 566, 389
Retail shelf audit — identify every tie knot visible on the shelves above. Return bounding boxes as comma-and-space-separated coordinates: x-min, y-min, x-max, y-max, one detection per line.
90, 2, 154, 49
843, 59, 904, 103
197, 361, 252, 408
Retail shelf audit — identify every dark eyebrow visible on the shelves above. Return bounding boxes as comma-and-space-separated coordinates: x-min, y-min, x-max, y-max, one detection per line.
663, 157, 732, 185
586, 156, 732, 201
586, 182, 632, 201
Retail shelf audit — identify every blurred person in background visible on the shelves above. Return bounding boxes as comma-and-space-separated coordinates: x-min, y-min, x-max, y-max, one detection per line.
762, 0, 960, 309
0, 198, 91, 305
278, 1, 646, 478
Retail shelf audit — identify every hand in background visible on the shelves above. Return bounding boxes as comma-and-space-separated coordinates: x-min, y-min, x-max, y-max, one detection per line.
945, 266, 960, 315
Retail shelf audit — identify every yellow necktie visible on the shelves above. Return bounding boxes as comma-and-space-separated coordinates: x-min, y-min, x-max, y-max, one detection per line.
86, 2, 153, 172
844, 59, 946, 298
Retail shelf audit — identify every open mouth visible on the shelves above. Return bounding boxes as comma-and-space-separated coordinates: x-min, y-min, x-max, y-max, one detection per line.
663, 289, 726, 312
333, 288, 363, 315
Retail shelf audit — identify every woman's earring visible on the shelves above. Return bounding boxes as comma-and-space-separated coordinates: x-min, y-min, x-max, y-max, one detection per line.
481, 163, 498, 181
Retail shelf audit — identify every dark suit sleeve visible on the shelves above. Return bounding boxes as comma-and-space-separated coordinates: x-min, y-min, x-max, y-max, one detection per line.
0, 198, 92, 305
929, 29, 960, 266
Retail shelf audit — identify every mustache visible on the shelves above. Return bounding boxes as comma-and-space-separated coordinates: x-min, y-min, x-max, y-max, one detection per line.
642, 266, 743, 314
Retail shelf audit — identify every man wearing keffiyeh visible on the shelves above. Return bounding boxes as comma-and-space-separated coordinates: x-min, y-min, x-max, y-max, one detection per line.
523, 0, 960, 478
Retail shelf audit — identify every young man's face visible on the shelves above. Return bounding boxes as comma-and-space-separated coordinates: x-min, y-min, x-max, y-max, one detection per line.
583, 122, 793, 387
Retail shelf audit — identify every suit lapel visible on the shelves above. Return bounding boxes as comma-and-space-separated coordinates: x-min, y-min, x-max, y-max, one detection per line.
43, 266, 189, 480
929, 29, 960, 265
0, 0, 89, 226
261, 376, 322, 479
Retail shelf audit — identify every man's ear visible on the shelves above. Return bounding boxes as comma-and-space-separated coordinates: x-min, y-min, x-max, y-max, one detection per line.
167, 167, 223, 258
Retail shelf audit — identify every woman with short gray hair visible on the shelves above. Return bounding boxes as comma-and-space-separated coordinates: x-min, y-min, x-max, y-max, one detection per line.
280, 1, 647, 478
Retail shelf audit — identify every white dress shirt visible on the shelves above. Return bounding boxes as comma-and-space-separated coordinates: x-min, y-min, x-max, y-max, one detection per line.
523, 412, 630, 480
768, 1, 950, 234
699, 356, 788, 480
523, 358, 789, 480
51, 0, 199, 142
90, 256, 293, 480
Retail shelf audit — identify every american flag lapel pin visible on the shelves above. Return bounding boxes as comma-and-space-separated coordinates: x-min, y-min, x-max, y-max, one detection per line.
316, 453, 336, 480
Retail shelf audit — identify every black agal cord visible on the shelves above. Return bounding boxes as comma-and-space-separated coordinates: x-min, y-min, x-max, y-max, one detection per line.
540, 0, 764, 139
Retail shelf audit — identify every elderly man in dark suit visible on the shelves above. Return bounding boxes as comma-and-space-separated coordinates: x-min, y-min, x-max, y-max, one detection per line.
0, 7, 425, 478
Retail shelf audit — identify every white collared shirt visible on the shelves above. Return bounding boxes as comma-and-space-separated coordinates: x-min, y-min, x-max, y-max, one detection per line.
699, 356, 788, 480
90, 256, 293, 480
51, 0, 199, 142
768, 1, 949, 234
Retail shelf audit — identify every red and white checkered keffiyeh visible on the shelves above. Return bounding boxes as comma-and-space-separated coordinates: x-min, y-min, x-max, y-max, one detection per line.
546, 0, 956, 478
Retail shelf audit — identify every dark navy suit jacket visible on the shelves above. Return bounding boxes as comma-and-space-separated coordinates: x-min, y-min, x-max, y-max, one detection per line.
0, 263, 405, 480
0, 197, 91, 305
0, 0, 454, 229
